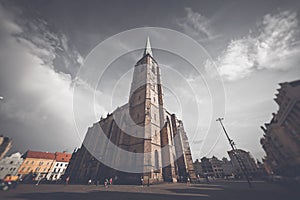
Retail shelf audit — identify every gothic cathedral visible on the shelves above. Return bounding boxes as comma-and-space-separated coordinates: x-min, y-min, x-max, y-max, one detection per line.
65, 38, 196, 184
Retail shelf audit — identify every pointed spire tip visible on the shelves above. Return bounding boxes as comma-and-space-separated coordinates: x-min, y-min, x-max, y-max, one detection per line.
143, 36, 153, 57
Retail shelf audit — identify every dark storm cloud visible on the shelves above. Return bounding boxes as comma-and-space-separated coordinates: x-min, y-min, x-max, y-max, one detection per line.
0, 2, 101, 154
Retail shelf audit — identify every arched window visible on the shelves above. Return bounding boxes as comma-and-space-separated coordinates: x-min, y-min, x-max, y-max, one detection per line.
154, 150, 159, 170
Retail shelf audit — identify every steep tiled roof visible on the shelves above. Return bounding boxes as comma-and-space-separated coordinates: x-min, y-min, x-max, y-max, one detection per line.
23, 151, 55, 160
55, 152, 72, 162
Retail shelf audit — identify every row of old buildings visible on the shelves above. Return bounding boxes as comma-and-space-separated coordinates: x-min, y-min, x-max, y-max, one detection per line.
193, 149, 267, 179
260, 80, 300, 177
0, 150, 71, 181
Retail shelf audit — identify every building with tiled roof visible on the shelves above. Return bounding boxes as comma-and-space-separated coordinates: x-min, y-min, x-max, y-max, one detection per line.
17, 150, 72, 182
47, 152, 72, 181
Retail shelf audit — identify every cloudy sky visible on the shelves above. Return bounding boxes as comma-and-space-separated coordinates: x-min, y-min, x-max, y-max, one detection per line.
0, 0, 300, 161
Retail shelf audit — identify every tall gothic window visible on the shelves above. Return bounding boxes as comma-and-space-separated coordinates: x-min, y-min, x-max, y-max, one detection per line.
152, 65, 155, 74
155, 150, 159, 170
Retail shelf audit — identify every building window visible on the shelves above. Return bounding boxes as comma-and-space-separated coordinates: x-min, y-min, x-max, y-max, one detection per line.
31, 161, 34, 164
25, 161, 29, 164
153, 97, 155, 102
154, 114, 156, 121
56, 163, 59, 166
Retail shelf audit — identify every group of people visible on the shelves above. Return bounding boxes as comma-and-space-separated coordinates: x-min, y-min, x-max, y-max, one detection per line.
87, 178, 113, 188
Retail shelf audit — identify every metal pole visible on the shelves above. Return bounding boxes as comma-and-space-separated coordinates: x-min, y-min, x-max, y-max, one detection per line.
216, 118, 252, 188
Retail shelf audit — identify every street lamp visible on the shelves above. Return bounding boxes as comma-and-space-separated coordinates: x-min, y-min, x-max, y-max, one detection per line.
216, 117, 252, 188
0, 96, 3, 100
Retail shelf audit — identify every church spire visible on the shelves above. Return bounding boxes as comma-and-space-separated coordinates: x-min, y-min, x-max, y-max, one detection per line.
143, 37, 153, 57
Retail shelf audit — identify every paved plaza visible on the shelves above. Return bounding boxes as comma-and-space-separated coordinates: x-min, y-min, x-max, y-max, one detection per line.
0, 181, 299, 200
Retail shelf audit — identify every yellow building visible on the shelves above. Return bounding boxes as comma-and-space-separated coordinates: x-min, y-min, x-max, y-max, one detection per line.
18, 151, 56, 180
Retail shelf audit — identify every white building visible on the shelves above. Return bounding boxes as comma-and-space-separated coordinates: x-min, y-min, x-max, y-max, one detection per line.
46, 152, 71, 181
0, 152, 23, 179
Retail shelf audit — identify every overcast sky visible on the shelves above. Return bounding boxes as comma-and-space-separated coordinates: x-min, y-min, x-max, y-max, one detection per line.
0, 0, 300, 161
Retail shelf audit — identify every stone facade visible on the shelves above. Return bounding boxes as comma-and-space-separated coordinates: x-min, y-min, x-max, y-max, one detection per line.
66, 38, 196, 184
260, 80, 300, 177
228, 149, 259, 178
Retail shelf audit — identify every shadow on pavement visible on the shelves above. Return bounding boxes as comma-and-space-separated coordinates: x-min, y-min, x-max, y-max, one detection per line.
12, 190, 207, 200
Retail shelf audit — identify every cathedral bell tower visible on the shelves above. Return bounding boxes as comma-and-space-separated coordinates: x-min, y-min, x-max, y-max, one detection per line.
128, 37, 165, 183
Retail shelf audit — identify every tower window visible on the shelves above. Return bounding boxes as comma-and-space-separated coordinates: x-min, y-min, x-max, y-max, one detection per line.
153, 97, 155, 102
152, 66, 155, 74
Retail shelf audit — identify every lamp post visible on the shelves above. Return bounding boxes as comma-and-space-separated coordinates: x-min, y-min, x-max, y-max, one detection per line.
216, 118, 252, 188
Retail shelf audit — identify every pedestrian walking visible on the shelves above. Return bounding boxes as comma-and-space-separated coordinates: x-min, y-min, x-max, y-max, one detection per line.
104, 178, 109, 188
205, 175, 210, 183
140, 176, 144, 187
66, 177, 70, 185
187, 177, 190, 184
